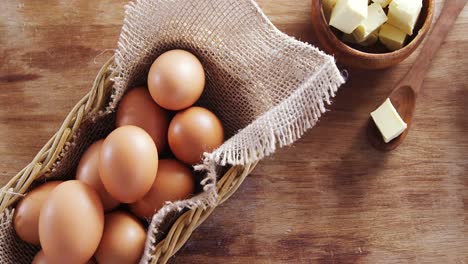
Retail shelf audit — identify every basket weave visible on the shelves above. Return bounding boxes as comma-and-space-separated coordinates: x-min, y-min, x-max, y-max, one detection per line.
1, 1, 346, 262
0, 57, 257, 263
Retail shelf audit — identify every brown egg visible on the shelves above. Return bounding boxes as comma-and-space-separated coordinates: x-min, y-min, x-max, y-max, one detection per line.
32, 250, 49, 264
76, 140, 120, 211
99, 126, 158, 203
32, 250, 95, 264
147, 49, 205, 110
39, 181, 104, 264
168, 107, 224, 165
13, 181, 62, 245
130, 159, 194, 218
95, 211, 146, 264
116, 86, 170, 153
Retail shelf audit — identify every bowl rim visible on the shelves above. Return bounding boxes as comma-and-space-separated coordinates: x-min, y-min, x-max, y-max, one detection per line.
317, 0, 435, 58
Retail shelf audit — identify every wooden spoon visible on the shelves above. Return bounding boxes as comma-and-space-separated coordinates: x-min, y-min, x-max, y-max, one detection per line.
368, 0, 467, 151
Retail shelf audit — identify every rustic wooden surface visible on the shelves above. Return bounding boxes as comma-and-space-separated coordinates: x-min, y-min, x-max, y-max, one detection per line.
1, 0, 467, 263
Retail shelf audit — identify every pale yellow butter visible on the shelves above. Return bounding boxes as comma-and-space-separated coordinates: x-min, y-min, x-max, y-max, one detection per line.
379, 23, 407, 51
371, 98, 407, 143
372, 0, 392, 8
329, 0, 368, 34
353, 3, 388, 42
343, 30, 378, 46
323, 0, 337, 22
387, 0, 422, 35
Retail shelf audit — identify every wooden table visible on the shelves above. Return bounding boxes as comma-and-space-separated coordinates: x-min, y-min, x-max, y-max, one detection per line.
1, 0, 467, 263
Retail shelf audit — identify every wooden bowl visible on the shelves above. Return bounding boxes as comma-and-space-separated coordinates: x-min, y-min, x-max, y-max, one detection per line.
311, 0, 434, 69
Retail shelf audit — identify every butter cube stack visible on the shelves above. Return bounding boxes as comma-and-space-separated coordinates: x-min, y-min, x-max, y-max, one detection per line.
343, 30, 379, 46
387, 0, 423, 36
371, 98, 407, 143
329, 0, 368, 34
379, 23, 407, 51
326, 0, 423, 51
353, 3, 388, 42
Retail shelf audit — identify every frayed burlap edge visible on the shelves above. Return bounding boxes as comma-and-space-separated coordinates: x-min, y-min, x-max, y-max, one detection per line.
1, 0, 345, 262
141, 58, 344, 263
107, 1, 346, 262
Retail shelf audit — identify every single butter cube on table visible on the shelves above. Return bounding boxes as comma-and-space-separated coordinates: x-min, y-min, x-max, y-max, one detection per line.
371, 98, 408, 143
353, 3, 388, 42
387, 0, 423, 35
323, 0, 337, 21
379, 23, 407, 51
372, 0, 392, 8
329, 0, 368, 34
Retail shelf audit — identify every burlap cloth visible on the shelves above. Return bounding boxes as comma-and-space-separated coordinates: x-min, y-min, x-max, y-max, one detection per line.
0, 0, 345, 263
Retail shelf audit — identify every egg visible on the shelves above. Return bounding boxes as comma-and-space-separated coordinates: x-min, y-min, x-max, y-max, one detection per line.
32, 250, 96, 264
39, 181, 104, 263
76, 140, 120, 211
130, 159, 195, 218
95, 211, 146, 264
31, 250, 48, 264
99, 126, 158, 203
147, 49, 205, 110
116, 86, 170, 153
13, 181, 62, 245
168, 107, 224, 165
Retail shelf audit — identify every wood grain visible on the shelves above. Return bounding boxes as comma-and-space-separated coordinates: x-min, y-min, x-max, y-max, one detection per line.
1, 0, 467, 263
369, 0, 467, 151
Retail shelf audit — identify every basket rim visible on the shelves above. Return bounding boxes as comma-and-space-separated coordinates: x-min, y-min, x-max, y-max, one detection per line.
0, 56, 116, 213
0, 56, 258, 264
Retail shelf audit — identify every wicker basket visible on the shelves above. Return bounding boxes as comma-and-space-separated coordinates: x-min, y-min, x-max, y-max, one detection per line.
0, 57, 257, 263
1, 1, 347, 262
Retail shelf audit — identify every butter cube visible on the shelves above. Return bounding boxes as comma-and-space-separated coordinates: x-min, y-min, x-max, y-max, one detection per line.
371, 98, 407, 143
343, 30, 378, 46
372, 0, 392, 8
329, 0, 368, 34
387, 0, 422, 35
379, 23, 407, 51
353, 3, 388, 42
323, 0, 337, 21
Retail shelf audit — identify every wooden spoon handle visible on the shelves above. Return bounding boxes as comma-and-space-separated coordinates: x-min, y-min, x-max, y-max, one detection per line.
399, 0, 467, 93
